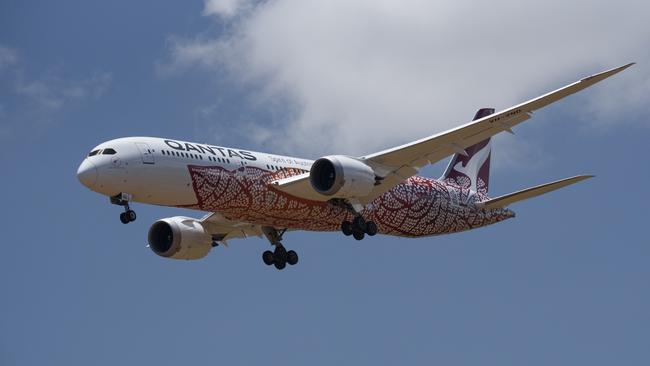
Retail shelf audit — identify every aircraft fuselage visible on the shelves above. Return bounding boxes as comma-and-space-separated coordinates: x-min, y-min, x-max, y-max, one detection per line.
77, 137, 514, 237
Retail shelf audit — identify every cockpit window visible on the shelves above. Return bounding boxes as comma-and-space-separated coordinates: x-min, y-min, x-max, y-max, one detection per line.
88, 150, 100, 157
102, 148, 117, 155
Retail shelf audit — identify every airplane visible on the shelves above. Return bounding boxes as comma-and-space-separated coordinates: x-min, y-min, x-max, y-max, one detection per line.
77, 63, 633, 270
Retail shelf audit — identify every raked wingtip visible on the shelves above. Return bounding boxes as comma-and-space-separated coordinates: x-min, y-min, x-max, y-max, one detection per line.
582, 63, 634, 82
610, 62, 635, 72
575, 174, 595, 181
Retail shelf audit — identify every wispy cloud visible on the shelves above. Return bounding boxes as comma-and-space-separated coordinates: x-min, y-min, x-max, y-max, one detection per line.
162, 0, 649, 159
0, 44, 112, 141
14, 72, 112, 109
0, 46, 18, 73
203, 0, 253, 18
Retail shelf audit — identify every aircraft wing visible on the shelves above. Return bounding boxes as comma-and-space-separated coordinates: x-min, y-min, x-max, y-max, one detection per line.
273, 64, 633, 205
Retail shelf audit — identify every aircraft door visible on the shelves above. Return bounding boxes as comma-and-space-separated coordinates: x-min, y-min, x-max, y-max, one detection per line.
135, 142, 155, 164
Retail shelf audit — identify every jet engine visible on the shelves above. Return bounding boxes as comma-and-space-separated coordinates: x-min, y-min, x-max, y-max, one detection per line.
309, 155, 376, 198
147, 217, 213, 260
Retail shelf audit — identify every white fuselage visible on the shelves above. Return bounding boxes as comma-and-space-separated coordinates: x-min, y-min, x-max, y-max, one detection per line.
77, 137, 513, 237
78, 137, 313, 207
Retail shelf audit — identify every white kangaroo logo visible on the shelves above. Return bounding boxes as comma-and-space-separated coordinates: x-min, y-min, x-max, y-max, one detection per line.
452, 142, 490, 192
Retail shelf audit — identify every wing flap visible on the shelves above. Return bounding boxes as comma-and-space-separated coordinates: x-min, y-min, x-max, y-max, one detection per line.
476, 175, 594, 210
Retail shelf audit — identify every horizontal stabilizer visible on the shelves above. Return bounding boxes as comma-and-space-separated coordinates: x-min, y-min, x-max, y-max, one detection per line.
477, 175, 593, 210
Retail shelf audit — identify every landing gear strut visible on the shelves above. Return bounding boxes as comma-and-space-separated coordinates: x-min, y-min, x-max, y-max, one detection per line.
341, 215, 377, 241
111, 193, 136, 224
262, 227, 298, 270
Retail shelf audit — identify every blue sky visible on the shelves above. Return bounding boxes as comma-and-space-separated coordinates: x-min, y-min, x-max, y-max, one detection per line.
1, 1, 649, 365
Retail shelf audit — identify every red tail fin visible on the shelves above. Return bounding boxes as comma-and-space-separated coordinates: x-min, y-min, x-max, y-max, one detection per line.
442, 108, 494, 194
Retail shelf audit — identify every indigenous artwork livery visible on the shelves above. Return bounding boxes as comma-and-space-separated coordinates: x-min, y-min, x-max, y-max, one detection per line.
77, 64, 633, 270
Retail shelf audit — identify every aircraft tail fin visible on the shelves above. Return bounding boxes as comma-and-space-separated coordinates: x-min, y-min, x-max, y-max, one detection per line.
442, 108, 495, 193
476, 175, 593, 210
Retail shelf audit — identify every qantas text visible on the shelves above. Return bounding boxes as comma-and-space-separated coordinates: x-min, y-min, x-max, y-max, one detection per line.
164, 139, 257, 161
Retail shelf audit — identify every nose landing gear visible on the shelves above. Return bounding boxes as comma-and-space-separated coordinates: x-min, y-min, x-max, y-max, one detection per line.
261, 227, 298, 270
111, 193, 136, 224
119, 209, 137, 224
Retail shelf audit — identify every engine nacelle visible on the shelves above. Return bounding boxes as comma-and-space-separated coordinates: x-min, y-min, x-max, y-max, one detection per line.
309, 155, 376, 198
147, 217, 212, 260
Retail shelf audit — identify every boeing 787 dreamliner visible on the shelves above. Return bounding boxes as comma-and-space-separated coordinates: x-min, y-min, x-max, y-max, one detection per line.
77, 64, 633, 269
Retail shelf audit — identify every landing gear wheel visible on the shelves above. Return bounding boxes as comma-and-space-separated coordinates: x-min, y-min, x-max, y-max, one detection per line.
274, 246, 288, 262
353, 216, 367, 232
352, 230, 365, 241
341, 221, 353, 236
272, 245, 289, 270
126, 210, 136, 222
262, 250, 274, 265
274, 260, 287, 270
365, 221, 378, 236
287, 250, 299, 265
119, 212, 130, 224
261, 227, 298, 270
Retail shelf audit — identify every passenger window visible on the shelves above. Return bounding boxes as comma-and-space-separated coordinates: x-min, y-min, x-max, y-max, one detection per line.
102, 148, 117, 155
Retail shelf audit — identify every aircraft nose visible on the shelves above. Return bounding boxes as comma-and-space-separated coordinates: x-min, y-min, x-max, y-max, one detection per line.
77, 159, 98, 188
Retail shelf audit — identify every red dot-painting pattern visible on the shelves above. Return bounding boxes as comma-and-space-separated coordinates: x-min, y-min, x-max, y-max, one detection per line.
185, 165, 514, 238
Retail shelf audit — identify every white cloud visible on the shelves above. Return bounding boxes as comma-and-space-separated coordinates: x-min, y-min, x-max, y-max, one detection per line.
0, 44, 113, 141
203, 0, 252, 18
14, 72, 112, 109
165, 0, 649, 158
0, 45, 18, 72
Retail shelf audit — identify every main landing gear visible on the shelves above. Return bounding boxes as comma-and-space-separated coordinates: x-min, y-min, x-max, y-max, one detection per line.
327, 198, 378, 241
261, 227, 298, 270
341, 215, 377, 241
111, 193, 136, 224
